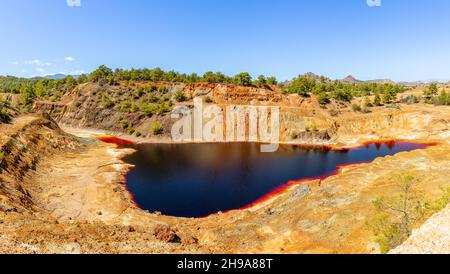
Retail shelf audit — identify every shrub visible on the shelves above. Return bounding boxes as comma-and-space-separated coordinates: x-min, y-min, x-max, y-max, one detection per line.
101, 97, 114, 108
352, 104, 362, 112
373, 92, 382, 106
134, 131, 142, 137
119, 119, 130, 130
424, 83, 438, 99
382, 90, 394, 104
140, 103, 157, 116
157, 85, 168, 94
147, 93, 159, 103
367, 173, 450, 253
0, 108, 10, 122
204, 96, 213, 103
151, 122, 163, 135
317, 92, 330, 105
286, 76, 316, 96
0, 96, 10, 106
401, 95, 420, 104
432, 91, 449, 106
364, 97, 373, 108
233, 72, 253, 87
130, 103, 140, 113
0, 151, 4, 162
145, 83, 156, 93
136, 87, 145, 97
290, 132, 298, 139
120, 101, 132, 112
174, 90, 186, 102
331, 89, 353, 102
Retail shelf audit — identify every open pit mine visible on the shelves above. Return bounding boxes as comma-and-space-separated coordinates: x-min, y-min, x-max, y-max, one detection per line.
0, 81, 449, 254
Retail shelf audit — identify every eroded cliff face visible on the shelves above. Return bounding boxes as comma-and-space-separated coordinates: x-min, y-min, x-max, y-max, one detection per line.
32, 81, 450, 147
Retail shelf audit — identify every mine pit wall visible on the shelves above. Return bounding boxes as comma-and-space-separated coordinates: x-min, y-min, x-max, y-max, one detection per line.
0, 116, 82, 212
32, 101, 156, 135
33, 98, 449, 146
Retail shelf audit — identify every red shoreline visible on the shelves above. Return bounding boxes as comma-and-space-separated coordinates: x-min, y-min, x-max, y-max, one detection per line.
96, 135, 141, 209
95, 135, 436, 218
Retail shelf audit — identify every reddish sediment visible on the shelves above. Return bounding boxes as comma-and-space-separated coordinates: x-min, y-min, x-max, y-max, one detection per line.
97, 135, 136, 146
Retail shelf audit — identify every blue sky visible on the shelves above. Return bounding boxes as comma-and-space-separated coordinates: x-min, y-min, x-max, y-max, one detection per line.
1, 0, 450, 81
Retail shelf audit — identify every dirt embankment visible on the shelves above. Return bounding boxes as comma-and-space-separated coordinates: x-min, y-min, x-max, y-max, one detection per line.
0, 115, 81, 212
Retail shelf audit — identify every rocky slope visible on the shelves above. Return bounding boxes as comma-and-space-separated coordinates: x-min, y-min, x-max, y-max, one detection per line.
32, 81, 449, 147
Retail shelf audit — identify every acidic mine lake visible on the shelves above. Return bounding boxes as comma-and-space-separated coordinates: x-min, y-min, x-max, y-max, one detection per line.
121, 141, 428, 218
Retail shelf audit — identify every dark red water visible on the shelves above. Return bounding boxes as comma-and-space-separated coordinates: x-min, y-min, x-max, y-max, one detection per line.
121, 141, 428, 218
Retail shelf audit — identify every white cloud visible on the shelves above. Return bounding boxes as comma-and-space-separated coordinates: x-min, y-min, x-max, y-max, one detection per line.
35, 68, 45, 73
10, 61, 19, 65
25, 59, 52, 66
67, 0, 81, 7
65, 56, 76, 62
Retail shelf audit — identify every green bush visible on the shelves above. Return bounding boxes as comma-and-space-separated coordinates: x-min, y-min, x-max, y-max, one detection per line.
432, 91, 449, 106
364, 97, 373, 108
317, 92, 330, 105
157, 85, 168, 94
151, 122, 163, 135
368, 173, 450, 253
424, 83, 439, 99
290, 132, 298, 139
286, 76, 316, 96
120, 101, 132, 112
119, 119, 131, 130
0, 96, 10, 106
136, 87, 145, 97
352, 104, 362, 112
0, 108, 10, 122
331, 89, 353, 102
0, 151, 4, 162
401, 95, 420, 104
233, 72, 253, 87
101, 97, 114, 108
174, 90, 186, 102
140, 103, 157, 116
204, 96, 213, 103
145, 83, 156, 93
373, 92, 382, 106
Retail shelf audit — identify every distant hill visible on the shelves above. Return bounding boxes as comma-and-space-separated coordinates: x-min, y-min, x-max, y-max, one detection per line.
33, 74, 80, 80
341, 75, 362, 84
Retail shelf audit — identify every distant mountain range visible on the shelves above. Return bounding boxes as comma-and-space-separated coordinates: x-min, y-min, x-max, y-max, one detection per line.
300, 72, 449, 87
33, 73, 80, 80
